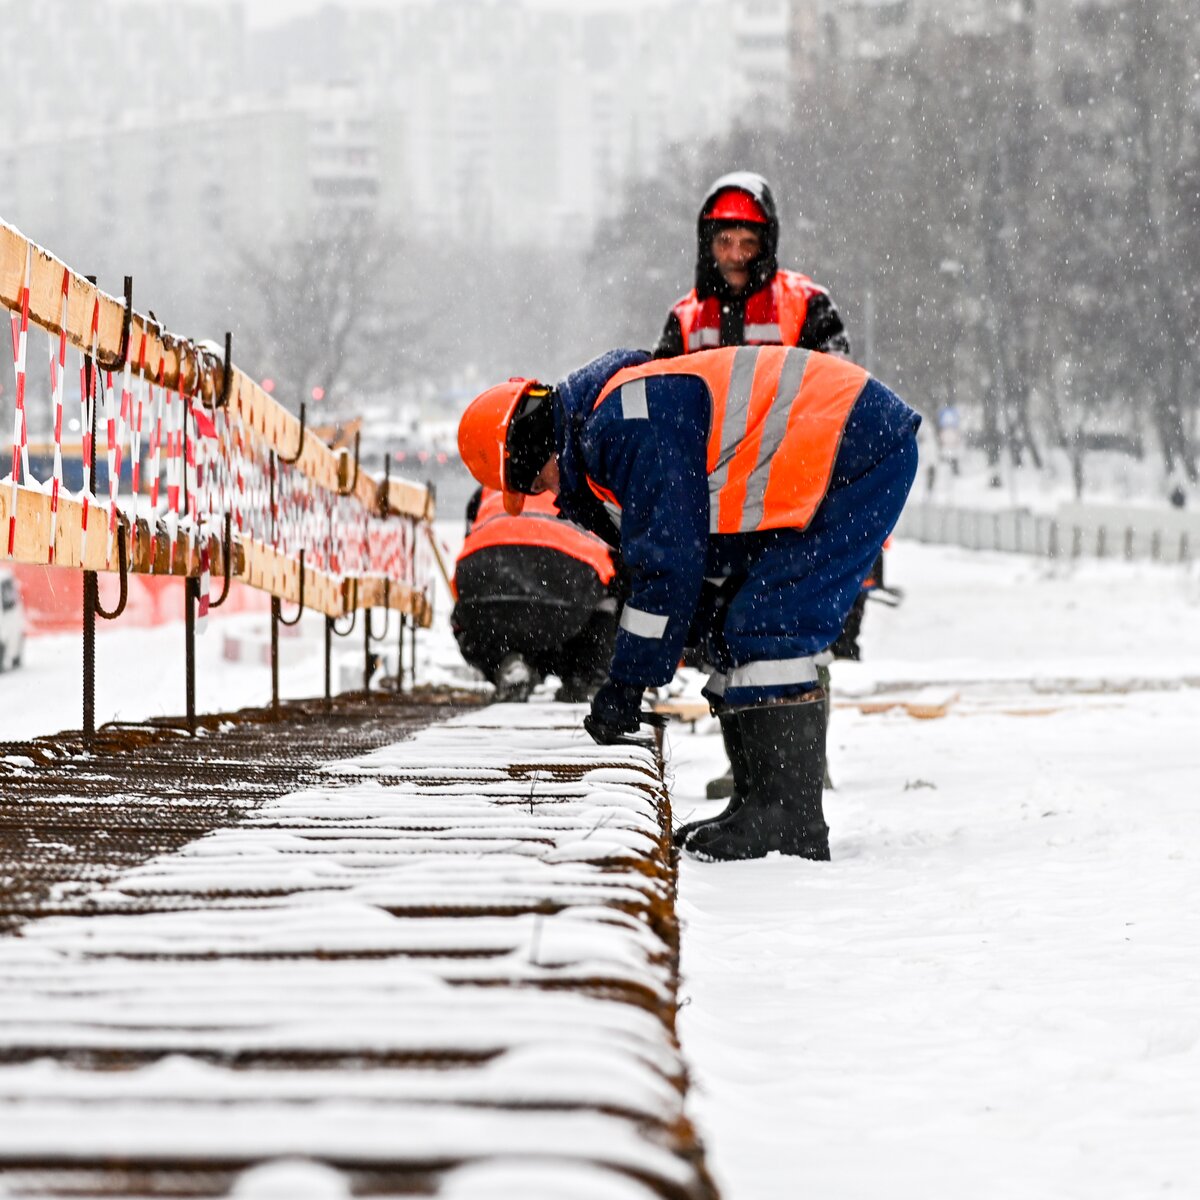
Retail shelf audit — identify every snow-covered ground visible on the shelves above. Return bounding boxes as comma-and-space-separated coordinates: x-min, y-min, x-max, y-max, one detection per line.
5, 538, 1200, 1199
915, 440, 1198, 516
669, 542, 1200, 1199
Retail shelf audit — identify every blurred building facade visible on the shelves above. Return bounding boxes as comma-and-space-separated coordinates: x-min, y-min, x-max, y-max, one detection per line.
0, 0, 794, 256
262, 0, 793, 246
806, 0, 1036, 62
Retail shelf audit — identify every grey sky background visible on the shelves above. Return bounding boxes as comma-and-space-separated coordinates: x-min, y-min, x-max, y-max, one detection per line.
187, 0, 651, 27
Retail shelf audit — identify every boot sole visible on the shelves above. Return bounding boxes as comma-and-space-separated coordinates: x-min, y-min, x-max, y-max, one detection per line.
685, 841, 830, 863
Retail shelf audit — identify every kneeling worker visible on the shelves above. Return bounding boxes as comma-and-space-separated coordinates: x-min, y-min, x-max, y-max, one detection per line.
452, 485, 620, 701
458, 347, 920, 861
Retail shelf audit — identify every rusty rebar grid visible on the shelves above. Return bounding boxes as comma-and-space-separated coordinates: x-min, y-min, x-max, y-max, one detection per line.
0, 690, 478, 936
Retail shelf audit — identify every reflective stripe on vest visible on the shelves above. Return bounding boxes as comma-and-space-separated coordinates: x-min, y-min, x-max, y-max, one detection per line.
686, 327, 721, 352
672, 270, 816, 352
591, 346, 869, 534
743, 322, 782, 343
456, 488, 615, 584
618, 378, 649, 420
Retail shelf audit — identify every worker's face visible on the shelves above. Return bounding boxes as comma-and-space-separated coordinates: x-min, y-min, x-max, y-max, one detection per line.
530, 457, 560, 496
711, 226, 763, 294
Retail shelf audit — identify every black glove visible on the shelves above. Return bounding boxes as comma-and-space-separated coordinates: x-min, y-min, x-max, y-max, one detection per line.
584, 680, 645, 745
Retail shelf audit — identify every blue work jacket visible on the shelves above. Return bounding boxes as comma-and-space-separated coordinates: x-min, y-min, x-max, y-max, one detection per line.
551, 349, 919, 688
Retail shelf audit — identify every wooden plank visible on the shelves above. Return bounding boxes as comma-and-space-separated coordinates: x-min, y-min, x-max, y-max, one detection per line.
386, 475, 436, 521
238, 542, 431, 622
0, 221, 203, 394
1, 486, 114, 571
356, 576, 428, 617
853, 689, 959, 720
1, 485, 428, 626
228, 372, 340, 492
238, 542, 349, 619
0, 485, 247, 580
339, 464, 435, 523
652, 699, 711, 725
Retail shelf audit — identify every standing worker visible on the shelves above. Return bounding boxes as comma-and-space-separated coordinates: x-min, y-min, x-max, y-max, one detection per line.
654, 170, 853, 805
457, 346, 920, 861
653, 171, 850, 360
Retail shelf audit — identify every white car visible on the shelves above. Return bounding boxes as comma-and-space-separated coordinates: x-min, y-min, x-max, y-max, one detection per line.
0, 568, 25, 671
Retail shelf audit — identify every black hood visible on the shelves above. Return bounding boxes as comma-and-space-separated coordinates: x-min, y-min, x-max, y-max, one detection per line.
694, 171, 780, 302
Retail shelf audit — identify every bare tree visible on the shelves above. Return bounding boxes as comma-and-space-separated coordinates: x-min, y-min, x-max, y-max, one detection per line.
229, 213, 429, 416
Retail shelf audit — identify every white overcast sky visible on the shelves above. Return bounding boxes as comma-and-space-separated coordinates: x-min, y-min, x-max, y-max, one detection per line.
212, 0, 381, 26
190, 0, 654, 27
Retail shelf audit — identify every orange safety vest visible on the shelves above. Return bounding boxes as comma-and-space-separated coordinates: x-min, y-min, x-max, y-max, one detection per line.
592, 346, 869, 535
454, 488, 615, 596
671, 270, 824, 353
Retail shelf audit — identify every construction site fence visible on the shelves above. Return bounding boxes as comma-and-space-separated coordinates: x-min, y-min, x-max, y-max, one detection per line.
896, 500, 1200, 565
0, 219, 436, 626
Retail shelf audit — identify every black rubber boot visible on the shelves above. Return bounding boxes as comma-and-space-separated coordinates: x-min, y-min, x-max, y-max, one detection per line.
818, 661, 834, 790
683, 693, 830, 862
494, 654, 535, 702
672, 713, 748, 847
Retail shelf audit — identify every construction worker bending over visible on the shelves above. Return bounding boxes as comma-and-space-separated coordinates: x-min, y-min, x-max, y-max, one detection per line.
452, 486, 620, 702
457, 346, 920, 861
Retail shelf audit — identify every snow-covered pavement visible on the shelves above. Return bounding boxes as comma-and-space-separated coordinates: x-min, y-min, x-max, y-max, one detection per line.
670, 543, 1200, 1199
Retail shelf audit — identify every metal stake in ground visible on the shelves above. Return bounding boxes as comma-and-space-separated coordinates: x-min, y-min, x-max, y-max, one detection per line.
363, 610, 372, 692
324, 617, 333, 706
82, 278, 99, 738
397, 613, 407, 694
271, 596, 281, 712
185, 576, 198, 730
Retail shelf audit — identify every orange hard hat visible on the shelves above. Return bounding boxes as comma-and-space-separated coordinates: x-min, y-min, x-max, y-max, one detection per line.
457, 377, 538, 515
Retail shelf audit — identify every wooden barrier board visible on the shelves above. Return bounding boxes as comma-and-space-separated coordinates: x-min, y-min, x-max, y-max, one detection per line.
1, 220, 434, 525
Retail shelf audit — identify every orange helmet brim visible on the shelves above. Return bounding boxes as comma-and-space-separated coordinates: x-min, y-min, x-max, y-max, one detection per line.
457, 377, 537, 493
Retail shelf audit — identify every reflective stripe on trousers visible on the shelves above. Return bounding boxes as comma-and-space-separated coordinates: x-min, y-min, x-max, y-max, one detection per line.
708, 655, 818, 696
620, 605, 669, 639
727, 656, 819, 690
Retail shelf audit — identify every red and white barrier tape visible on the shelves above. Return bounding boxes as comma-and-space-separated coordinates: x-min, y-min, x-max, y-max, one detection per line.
46, 268, 70, 564
7, 243, 31, 556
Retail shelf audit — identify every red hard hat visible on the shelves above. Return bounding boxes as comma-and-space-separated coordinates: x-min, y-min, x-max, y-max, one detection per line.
704, 188, 767, 225
457, 377, 538, 515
